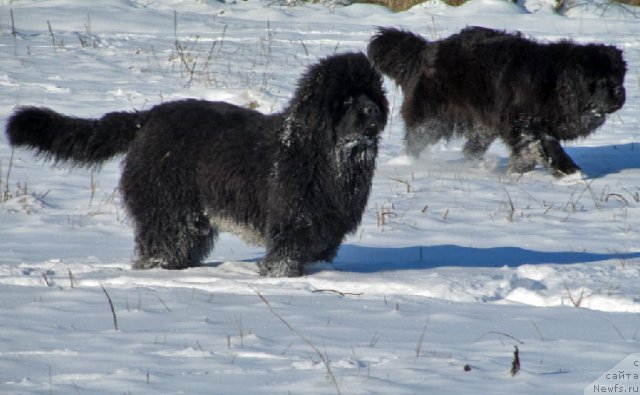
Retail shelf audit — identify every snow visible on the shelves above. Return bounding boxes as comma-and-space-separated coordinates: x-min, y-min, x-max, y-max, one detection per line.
1, 0, 639, 393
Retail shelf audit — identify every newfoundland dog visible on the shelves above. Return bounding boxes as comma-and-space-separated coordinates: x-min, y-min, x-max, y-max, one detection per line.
368, 26, 626, 177
6, 52, 388, 277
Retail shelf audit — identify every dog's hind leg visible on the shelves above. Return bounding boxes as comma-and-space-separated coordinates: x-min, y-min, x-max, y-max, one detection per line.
505, 119, 548, 175
121, 153, 216, 270
130, 209, 215, 270
507, 134, 541, 175
405, 118, 452, 157
405, 126, 430, 157
463, 129, 495, 161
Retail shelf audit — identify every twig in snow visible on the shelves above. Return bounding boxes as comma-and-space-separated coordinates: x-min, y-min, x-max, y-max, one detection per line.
416, 319, 429, 357
311, 288, 363, 297
530, 319, 544, 341
47, 20, 59, 52
2, 148, 15, 202
156, 295, 171, 312
100, 283, 119, 331
604, 193, 629, 205
510, 345, 520, 376
256, 291, 341, 395
10, 9, 17, 57
42, 272, 53, 287
479, 331, 524, 345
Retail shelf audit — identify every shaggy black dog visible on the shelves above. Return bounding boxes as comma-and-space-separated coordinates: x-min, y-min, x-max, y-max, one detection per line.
368, 26, 626, 177
6, 52, 388, 277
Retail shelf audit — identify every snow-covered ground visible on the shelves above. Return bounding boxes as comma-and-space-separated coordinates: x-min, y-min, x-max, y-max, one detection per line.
1, 0, 639, 393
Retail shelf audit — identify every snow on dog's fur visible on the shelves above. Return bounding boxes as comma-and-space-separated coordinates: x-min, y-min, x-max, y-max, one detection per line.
6, 52, 388, 277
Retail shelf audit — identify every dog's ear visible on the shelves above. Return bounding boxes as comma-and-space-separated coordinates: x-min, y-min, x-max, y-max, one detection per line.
420, 44, 438, 78
286, 52, 387, 147
285, 98, 334, 148
556, 69, 583, 115
286, 60, 336, 143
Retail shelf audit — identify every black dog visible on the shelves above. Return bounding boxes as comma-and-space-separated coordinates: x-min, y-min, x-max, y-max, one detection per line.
6, 52, 388, 277
368, 26, 626, 177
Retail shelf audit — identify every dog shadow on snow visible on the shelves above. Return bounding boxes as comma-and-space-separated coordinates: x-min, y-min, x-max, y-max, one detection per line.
487, 143, 640, 179
564, 143, 640, 179
324, 143, 640, 273
204, 243, 640, 274
327, 244, 640, 273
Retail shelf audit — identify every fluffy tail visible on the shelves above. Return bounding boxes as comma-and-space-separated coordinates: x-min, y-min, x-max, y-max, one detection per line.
6, 106, 148, 166
367, 27, 428, 86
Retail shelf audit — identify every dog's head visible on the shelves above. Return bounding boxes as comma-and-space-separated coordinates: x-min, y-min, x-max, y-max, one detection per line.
579, 45, 626, 113
286, 52, 388, 152
558, 44, 626, 130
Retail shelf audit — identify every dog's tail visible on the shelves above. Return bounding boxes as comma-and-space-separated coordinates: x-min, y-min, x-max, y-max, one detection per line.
367, 27, 429, 86
6, 106, 149, 166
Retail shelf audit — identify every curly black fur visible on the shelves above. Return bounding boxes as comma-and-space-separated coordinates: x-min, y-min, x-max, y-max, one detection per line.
6, 52, 388, 277
368, 26, 627, 177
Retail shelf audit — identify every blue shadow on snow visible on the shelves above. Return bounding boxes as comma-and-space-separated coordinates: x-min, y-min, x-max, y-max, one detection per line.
332, 244, 640, 273
491, 143, 640, 179
564, 143, 640, 179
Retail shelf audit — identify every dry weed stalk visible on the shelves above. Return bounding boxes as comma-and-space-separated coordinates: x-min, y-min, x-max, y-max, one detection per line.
510, 345, 520, 376
256, 292, 341, 395
100, 283, 119, 331
416, 319, 429, 357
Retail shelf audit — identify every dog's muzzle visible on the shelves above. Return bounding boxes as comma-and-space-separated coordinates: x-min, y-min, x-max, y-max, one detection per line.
361, 102, 383, 137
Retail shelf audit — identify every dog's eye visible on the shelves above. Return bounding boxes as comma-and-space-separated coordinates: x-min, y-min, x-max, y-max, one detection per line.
589, 79, 608, 94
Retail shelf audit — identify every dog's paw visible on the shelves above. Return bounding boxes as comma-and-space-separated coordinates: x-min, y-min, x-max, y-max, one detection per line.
258, 258, 304, 277
132, 258, 165, 270
555, 170, 587, 185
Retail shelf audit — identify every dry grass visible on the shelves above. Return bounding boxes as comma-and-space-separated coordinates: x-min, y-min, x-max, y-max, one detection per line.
353, 0, 428, 11
556, 0, 640, 14
353, 0, 466, 11
353, 0, 637, 12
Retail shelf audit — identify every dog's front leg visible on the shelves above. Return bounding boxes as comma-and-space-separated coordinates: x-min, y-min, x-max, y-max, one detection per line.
539, 134, 582, 177
259, 250, 304, 277
259, 219, 309, 277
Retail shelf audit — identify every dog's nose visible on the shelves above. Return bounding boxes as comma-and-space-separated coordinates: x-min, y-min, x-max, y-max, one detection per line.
613, 85, 625, 102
